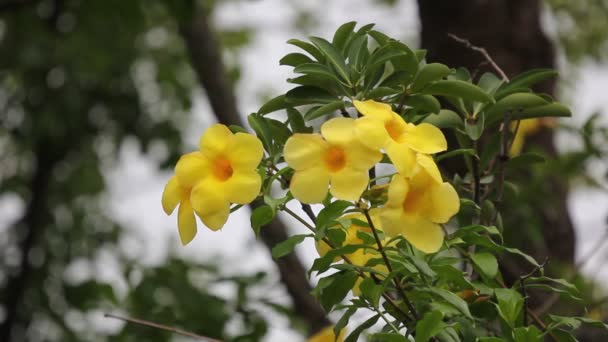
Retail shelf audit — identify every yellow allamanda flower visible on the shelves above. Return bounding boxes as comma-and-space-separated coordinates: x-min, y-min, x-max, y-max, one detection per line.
308, 326, 345, 342
381, 155, 460, 253
509, 118, 541, 156
283, 117, 382, 204
162, 124, 263, 245
353, 99, 447, 177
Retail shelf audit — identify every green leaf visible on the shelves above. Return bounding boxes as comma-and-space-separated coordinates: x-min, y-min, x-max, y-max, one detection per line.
347, 35, 369, 71
250, 205, 275, 237
304, 100, 345, 121
316, 200, 353, 232
496, 68, 558, 98
515, 102, 571, 121
368, 30, 390, 45
422, 109, 463, 129
332, 21, 357, 52
279, 53, 314, 67
285, 86, 337, 105
310, 36, 351, 85
334, 307, 357, 338
287, 39, 325, 62
423, 79, 494, 103
403, 94, 441, 114
367, 86, 401, 99
415, 311, 445, 342
484, 93, 549, 125
294, 63, 346, 84
258, 94, 287, 115
494, 288, 524, 328
248, 113, 274, 153
286, 108, 312, 133
465, 115, 485, 141
271, 234, 311, 259
424, 287, 472, 319
513, 326, 543, 342
371, 333, 408, 342
478, 72, 505, 95
436, 149, 475, 162
358, 277, 383, 308
411, 63, 452, 91
549, 329, 578, 342
471, 252, 499, 278
316, 270, 358, 312
345, 314, 380, 342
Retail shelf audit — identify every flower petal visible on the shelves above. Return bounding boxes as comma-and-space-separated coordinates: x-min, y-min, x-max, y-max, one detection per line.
177, 200, 197, 245
228, 133, 264, 170
401, 216, 445, 253
199, 124, 233, 158
290, 166, 330, 204
380, 206, 405, 238
386, 175, 409, 208
198, 203, 230, 231
426, 182, 460, 223
284, 134, 325, 170
354, 116, 389, 150
353, 100, 393, 121
385, 140, 417, 176
175, 152, 210, 188
190, 179, 229, 218
224, 170, 262, 204
162, 176, 182, 215
416, 154, 442, 184
403, 123, 447, 154
330, 168, 368, 201
346, 141, 382, 170
321, 117, 355, 146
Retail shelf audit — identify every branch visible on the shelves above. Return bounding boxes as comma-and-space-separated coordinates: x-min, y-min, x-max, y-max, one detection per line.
175, 6, 330, 335
447, 33, 509, 82
104, 313, 222, 342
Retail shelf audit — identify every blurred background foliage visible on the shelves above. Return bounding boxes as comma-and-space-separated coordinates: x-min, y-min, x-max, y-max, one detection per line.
0, 0, 607, 341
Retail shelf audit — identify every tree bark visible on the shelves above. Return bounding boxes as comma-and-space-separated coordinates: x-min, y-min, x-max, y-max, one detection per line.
417, 0, 575, 266
177, 7, 330, 336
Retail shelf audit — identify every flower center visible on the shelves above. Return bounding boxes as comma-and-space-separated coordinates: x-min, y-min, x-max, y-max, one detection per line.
212, 158, 233, 181
402, 189, 427, 215
385, 119, 405, 142
324, 146, 346, 172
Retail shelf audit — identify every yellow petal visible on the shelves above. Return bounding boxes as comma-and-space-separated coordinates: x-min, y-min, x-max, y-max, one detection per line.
224, 169, 262, 204
354, 116, 389, 150
403, 123, 447, 154
416, 154, 442, 184
175, 152, 210, 188
401, 216, 445, 253
346, 141, 382, 170
284, 134, 325, 170
290, 166, 330, 204
162, 176, 182, 215
385, 140, 417, 176
308, 325, 346, 342
386, 175, 409, 208
190, 179, 229, 218
426, 182, 460, 223
228, 133, 264, 170
199, 124, 233, 158
321, 117, 355, 146
177, 200, 197, 245
198, 203, 230, 231
353, 99, 393, 121
330, 168, 368, 201
380, 206, 405, 238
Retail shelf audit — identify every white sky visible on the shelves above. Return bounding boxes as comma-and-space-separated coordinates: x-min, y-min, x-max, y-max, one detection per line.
0, 0, 607, 341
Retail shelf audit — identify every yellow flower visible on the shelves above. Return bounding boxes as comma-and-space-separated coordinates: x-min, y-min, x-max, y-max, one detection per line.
509, 119, 541, 156
380, 155, 460, 253
162, 124, 263, 245
308, 326, 346, 342
353, 99, 447, 177
283, 117, 382, 204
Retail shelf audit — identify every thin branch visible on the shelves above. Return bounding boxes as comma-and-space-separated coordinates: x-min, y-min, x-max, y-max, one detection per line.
104, 313, 222, 342
447, 33, 509, 82
363, 208, 420, 320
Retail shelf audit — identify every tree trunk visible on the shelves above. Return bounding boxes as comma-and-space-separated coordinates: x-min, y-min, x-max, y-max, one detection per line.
417, 0, 575, 267
176, 6, 331, 336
